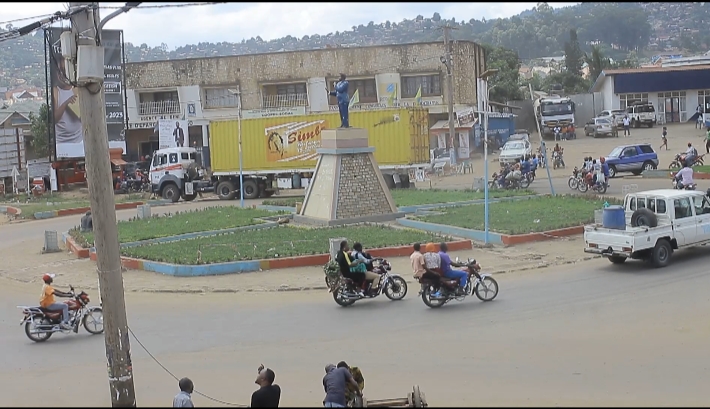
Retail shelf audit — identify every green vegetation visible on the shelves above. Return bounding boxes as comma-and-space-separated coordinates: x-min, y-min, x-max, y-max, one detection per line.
29, 104, 51, 158
693, 165, 710, 174
121, 224, 453, 265
262, 189, 537, 208
75, 206, 276, 247
6, 193, 147, 219
415, 196, 621, 235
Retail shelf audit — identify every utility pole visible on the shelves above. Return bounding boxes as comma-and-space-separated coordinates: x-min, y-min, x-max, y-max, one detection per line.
70, 2, 137, 406
228, 87, 245, 208
442, 23, 458, 165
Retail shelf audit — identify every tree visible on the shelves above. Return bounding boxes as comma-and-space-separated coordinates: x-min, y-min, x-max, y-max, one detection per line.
29, 103, 51, 158
564, 29, 583, 76
484, 45, 524, 102
433, 12, 441, 22
584, 45, 611, 83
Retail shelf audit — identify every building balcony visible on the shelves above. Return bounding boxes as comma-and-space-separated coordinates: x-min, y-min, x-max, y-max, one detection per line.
261, 93, 309, 109
138, 100, 181, 116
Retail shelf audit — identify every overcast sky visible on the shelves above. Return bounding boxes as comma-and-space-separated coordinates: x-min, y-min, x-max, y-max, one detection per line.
5, 2, 577, 48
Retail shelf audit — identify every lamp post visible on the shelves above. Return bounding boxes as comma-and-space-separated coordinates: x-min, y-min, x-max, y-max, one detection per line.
228, 88, 245, 208
478, 69, 498, 245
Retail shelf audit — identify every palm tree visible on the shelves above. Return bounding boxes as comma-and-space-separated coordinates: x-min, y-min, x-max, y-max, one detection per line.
584, 45, 611, 81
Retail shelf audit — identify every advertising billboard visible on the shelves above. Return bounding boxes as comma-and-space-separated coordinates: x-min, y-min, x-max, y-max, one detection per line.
158, 119, 189, 149
46, 28, 126, 159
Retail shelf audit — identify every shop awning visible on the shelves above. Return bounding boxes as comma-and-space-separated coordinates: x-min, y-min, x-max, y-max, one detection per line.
110, 158, 127, 166
430, 119, 477, 132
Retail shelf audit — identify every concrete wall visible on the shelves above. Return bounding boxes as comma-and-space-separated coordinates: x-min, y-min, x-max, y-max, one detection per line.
509, 93, 605, 131
569, 93, 597, 126
508, 100, 536, 132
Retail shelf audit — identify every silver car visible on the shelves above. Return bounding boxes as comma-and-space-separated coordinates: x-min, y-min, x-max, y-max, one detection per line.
498, 139, 532, 164
584, 117, 617, 138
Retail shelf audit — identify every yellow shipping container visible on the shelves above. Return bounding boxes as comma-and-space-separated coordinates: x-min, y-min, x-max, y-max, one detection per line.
209, 108, 429, 173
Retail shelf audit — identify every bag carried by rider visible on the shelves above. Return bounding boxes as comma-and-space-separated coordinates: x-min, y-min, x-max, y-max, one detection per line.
345, 252, 367, 273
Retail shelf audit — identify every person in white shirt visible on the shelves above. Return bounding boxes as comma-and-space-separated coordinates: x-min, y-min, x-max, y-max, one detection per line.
675, 162, 694, 189
622, 116, 631, 137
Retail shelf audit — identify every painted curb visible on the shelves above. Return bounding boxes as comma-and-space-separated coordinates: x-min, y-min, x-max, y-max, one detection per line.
396, 217, 584, 246
668, 171, 710, 180
32, 199, 172, 220
0, 205, 21, 216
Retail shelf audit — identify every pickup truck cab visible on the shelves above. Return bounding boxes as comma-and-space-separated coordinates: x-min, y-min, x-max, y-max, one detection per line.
584, 189, 710, 267
626, 103, 656, 128
605, 143, 658, 178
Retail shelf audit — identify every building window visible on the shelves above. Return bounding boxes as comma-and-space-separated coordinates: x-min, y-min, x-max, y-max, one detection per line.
401, 75, 441, 98
138, 91, 180, 115
328, 78, 377, 105
203, 87, 239, 109
261, 83, 308, 108
658, 91, 687, 123
698, 90, 710, 112
618, 93, 649, 110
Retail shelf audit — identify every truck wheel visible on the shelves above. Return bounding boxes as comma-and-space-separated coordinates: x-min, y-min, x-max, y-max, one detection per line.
216, 181, 236, 200
630, 208, 658, 228
651, 239, 672, 268
242, 179, 260, 200
162, 184, 180, 203
182, 193, 197, 202
608, 255, 627, 264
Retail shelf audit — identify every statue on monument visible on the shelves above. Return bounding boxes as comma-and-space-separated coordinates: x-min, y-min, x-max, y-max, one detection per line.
328, 73, 350, 128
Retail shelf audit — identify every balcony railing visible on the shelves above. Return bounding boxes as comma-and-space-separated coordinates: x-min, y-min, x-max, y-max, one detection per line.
138, 100, 181, 116
261, 93, 309, 109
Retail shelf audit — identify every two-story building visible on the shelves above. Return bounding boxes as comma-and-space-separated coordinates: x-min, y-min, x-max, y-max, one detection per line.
124, 41, 486, 161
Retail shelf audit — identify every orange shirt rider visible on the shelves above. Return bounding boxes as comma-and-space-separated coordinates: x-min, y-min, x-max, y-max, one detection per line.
39, 273, 74, 327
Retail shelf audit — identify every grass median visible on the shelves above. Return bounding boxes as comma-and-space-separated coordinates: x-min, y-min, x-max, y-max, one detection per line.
121, 224, 454, 265
3, 193, 148, 219
414, 196, 621, 235
72, 206, 277, 248
262, 189, 537, 208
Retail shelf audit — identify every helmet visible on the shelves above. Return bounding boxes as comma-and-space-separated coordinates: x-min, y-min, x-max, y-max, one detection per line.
42, 273, 55, 283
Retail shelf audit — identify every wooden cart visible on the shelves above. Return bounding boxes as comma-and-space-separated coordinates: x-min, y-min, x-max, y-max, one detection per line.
359, 385, 427, 408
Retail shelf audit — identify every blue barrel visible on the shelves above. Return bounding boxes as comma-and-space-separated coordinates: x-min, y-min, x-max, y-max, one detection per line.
602, 205, 625, 230
292, 173, 302, 189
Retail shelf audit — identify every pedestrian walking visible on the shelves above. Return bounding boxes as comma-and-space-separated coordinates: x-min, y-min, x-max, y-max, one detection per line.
173, 378, 194, 408
706, 127, 710, 154
660, 126, 668, 151
323, 363, 361, 408
623, 116, 631, 137
251, 364, 281, 407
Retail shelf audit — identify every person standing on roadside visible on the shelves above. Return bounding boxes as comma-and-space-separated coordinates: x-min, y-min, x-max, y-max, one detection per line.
660, 126, 668, 151
323, 363, 361, 408
622, 115, 631, 137
173, 378, 194, 408
251, 364, 281, 407
705, 127, 710, 154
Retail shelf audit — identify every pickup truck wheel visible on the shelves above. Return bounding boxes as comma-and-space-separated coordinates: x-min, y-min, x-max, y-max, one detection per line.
651, 240, 672, 268
216, 181, 237, 200
642, 161, 656, 171
241, 179, 260, 200
630, 208, 658, 228
161, 184, 180, 203
608, 165, 617, 179
608, 256, 627, 264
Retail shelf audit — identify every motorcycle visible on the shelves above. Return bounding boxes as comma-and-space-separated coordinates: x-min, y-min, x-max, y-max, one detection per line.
671, 173, 697, 190
324, 258, 408, 307
669, 153, 705, 169
568, 167, 586, 190
417, 258, 499, 308
18, 286, 104, 343
552, 151, 564, 169
577, 172, 608, 194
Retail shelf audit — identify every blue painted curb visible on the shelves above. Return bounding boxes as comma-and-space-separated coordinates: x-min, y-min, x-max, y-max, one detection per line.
397, 194, 540, 214
396, 218, 503, 244
141, 259, 264, 276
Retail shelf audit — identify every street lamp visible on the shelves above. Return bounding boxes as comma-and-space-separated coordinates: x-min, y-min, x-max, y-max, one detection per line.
228, 88, 245, 208
478, 69, 498, 245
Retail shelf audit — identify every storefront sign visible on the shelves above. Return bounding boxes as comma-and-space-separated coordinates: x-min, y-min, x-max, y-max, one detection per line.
242, 106, 306, 119
329, 99, 441, 112
128, 114, 183, 129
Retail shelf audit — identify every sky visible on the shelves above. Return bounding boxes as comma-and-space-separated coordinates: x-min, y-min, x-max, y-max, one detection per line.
4, 2, 577, 48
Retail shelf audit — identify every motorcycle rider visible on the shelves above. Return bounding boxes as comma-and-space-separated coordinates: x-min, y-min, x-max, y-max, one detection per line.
675, 159, 695, 190
520, 156, 531, 179
685, 142, 698, 165
553, 143, 565, 167
437, 242, 468, 296
350, 242, 380, 294
39, 273, 74, 330
504, 163, 522, 187
336, 240, 366, 296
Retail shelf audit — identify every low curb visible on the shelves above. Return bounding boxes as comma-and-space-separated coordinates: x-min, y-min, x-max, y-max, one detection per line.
668, 171, 710, 180
32, 199, 172, 220
396, 218, 584, 246
62, 232, 472, 276
643, 169, 710, 180
0, 205, 21, 217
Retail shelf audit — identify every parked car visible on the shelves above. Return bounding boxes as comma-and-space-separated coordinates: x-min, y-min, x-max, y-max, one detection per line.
599, 109, 626, 127
626, 103, 656, 128
605, 143, 659, 178
584, 117, 617, 138
498, 136, 532, 164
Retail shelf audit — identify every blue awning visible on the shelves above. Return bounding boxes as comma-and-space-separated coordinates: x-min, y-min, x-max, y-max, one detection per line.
613, 68, 710, 94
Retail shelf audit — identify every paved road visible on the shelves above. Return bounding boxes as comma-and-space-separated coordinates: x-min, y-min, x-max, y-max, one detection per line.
2, 250, 710, 406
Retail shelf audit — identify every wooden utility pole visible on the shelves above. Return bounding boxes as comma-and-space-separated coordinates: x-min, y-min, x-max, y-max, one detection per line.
442, 23, 458, 162
70, 2, 137, 406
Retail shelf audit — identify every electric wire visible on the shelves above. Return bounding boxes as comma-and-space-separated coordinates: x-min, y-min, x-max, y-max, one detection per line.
100, 2, 227, 10
0, 13, 58, 27
126, 325, 247, 407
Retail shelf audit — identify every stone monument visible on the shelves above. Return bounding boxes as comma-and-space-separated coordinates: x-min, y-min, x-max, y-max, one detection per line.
294, 127, 404, 226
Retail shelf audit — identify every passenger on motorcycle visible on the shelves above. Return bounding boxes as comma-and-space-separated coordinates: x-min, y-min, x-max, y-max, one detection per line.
40, 273, 74, 330
504, 163, 522, 186
336, 240, 367, 296
675, 159, 695, 189
436, 242, 468, 296
520, 156, 531, 176
423, 242, 442, 273
351, 242, 380, 292
410, 243, 427, 280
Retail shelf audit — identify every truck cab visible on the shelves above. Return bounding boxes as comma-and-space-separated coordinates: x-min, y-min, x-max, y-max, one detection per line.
626, 103, 656, 128
584, 189, 710, 267
149, 147, 210, 202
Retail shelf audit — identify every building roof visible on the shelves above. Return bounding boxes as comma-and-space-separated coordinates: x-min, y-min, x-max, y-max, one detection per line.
589, 64, 710, 92
0, 100, 43, 125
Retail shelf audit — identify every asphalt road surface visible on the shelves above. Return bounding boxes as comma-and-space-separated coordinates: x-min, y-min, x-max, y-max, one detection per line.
2, 251, 710, 407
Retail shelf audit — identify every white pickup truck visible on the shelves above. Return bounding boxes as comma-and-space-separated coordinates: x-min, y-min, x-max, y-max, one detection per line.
584, 189, 710, 267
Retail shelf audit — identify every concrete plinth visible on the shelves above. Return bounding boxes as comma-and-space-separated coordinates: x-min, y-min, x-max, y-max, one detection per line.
294, 127, 404, 226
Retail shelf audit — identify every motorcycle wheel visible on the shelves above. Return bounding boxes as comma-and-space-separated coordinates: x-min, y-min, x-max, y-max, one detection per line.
384, 276, 408, 301
25, 317, 53, 343
519, 177, 531, 189
421, 285, 446, 308
474, 276, 499, 301
577, 181, 589, 193
669, 161, 680, 169
568, 176, 578, 190
596, 183, 608, 194
82, 307, 104, 334
333, 287, 356, 307
697, 158, 705, 166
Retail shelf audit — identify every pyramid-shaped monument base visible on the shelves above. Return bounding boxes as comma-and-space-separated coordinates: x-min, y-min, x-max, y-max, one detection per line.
294, 127, 404, 227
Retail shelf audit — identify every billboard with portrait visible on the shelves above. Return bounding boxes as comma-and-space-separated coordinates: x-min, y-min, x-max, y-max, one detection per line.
158, 119, 189, 149
46, 28, 126, 159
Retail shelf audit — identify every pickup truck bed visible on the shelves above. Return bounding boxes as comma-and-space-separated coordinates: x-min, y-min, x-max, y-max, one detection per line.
584, 223, 674, 259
